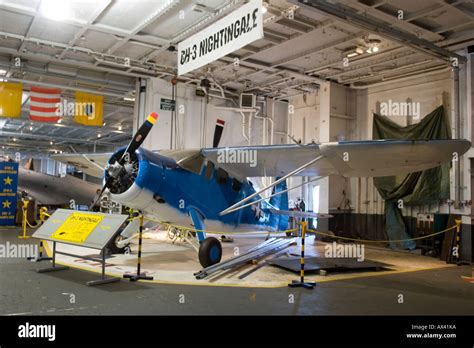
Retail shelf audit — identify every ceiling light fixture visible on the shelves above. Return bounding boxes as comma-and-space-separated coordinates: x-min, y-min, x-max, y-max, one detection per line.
118, 125, 122, 131
365, 39, 381, 54
262, 2, 269, 14
123, 97, 135, 102
344, 46, 365, 58
0, 69, 6, 75
97, 134, 101, 138
41, 0, 71, 21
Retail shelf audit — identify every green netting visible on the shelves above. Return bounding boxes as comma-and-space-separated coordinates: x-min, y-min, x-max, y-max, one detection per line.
372, 105, 451, 250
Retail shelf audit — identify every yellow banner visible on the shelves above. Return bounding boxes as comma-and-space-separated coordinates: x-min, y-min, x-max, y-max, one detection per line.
74, 91, 103, 126
51, 212, 104, 244
0, 82, 23, 118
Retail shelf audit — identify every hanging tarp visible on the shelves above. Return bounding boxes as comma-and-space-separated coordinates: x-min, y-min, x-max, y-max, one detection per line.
372, 105, 451, 249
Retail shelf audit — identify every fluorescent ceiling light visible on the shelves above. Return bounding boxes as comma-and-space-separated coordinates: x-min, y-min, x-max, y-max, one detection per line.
0, 69, 6, 75
41, 0, 71, 21
123, 97, 135, 102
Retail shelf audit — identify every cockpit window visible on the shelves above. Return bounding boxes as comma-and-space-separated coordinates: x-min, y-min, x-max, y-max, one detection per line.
216, 168, 228, 184
180, 153, 205, 175
205, 161, 214, 180
232, 178, 241, 192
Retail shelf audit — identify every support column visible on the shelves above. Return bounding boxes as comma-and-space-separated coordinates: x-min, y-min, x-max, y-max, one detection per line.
318, 82, 330, 231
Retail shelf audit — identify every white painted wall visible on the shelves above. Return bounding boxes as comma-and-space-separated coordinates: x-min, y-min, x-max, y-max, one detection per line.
350, 56, 473, 219
287, 82, 356, 214
136, 78, 289, 152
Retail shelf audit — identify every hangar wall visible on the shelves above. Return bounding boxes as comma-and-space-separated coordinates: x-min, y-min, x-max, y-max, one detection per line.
352, 65, 472, 219
136, 78, 290, 151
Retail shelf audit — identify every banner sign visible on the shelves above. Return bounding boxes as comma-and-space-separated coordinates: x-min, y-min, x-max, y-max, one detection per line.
0, 162, 18, 226
177, 0, 263, 75
160, 98, 176, 111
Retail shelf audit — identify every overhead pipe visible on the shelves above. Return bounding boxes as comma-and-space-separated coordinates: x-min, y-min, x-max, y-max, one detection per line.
349, 67, 451, 89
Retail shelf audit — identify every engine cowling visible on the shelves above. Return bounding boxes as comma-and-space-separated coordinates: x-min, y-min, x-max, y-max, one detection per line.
106, 147, 172, 210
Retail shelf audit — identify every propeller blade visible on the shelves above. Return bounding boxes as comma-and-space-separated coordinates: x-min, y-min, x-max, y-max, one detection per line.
120, 111, 158, 164
89, 111, 158, 211
213, 119, 225, 148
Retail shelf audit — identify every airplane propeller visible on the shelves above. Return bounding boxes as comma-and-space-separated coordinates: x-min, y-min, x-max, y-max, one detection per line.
90, 111, 158, 210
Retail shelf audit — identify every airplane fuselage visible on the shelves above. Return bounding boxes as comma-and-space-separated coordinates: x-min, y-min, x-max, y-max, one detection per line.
108, 148, 287, 233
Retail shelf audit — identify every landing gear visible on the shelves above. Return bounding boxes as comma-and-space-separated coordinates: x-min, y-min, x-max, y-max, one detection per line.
104, 229, 130, 255
198, 237, 222, 268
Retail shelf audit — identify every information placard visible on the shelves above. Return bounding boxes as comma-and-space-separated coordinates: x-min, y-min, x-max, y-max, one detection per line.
0, 162, 18, 226
51, 212, 104, 244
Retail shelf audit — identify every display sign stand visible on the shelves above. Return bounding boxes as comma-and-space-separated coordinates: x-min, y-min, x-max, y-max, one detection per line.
32, 209, 129, 286
36, 241, 70, 274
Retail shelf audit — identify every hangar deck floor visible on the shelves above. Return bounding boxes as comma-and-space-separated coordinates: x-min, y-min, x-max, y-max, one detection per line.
0, 228, 473, 315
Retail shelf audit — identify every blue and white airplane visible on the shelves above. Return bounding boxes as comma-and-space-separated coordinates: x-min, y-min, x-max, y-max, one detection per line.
54, 112, 471, 267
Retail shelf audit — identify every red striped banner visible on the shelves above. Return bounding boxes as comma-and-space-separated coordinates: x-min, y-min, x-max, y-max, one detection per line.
29, 86, 61, 122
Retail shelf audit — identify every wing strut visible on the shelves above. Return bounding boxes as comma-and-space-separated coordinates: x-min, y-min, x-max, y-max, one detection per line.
219, 155, 326, 216
221, 176, 325, 215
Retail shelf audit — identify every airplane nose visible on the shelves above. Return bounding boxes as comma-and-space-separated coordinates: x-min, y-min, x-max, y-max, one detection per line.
106, 149, 139, 194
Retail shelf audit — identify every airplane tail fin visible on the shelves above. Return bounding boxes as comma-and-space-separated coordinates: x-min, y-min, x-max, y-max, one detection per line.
269, 178, 289, 231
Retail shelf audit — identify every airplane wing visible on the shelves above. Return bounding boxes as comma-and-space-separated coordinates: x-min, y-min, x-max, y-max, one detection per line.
201, 139, 471, 178
52, 139, 471, 180
52, 153, 112, 178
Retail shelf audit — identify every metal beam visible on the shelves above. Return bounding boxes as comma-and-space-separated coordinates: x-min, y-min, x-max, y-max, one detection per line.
292, 0, 466, 63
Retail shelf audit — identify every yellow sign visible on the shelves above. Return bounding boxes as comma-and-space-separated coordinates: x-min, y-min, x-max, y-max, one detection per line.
51, 213, 104, 243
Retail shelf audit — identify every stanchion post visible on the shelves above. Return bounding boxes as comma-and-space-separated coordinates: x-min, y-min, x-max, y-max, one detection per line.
18, 199, 30, 239
27, 207, 52, 262
124, 211, 154, 282
288, 221, 316, 290
455, 219, 461, 264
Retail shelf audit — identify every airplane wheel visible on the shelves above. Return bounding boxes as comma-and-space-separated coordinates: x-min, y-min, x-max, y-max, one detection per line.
106, 231, 129, 254
198, 237, 222, 268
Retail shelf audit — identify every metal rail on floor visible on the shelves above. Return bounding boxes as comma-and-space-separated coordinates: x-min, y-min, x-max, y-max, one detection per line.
194, 237, 297, 280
